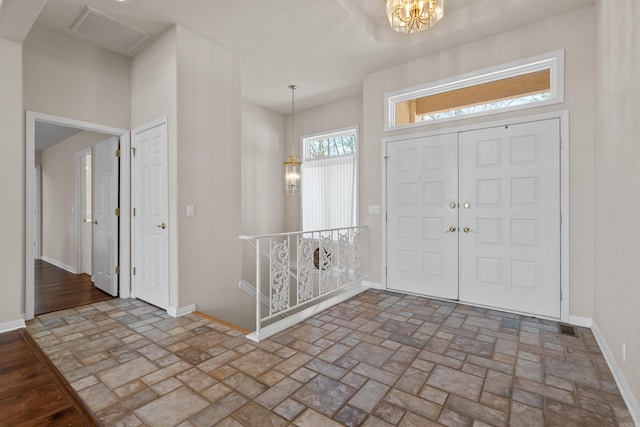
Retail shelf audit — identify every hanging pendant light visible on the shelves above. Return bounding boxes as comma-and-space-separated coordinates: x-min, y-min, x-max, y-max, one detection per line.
284, 84, 302, 196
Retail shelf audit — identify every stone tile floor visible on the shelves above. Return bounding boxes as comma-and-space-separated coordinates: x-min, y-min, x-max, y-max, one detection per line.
26, 290, 634, 426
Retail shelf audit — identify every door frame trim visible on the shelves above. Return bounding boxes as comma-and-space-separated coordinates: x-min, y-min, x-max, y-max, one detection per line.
34, 165, 41, 261
382, 110, 570, 322
25, 111, 131, 320
75, 147, 92, 277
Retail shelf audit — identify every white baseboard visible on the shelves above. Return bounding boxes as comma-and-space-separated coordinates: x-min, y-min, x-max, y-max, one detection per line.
592, 321, 640, 426
41, 256, 77, 274
0, 318, 26, 333
362, 280, 384, 290
246, 283, 371, 343
168, 304, 196, 318
569, 315, 593, 328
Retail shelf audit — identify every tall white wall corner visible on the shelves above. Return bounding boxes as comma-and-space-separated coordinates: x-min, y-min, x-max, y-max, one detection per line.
167, 304, 196, 318
591, 322, 640, 426
0, 319, 27, 334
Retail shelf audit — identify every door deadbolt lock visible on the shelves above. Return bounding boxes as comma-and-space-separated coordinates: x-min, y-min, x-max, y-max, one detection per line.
449, 202, 456, 209
464, 203, 471, 209
156, 223, 166, 230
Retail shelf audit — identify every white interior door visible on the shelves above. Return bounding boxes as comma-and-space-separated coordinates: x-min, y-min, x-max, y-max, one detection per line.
458, 119, 561, 318
93, 136, 119, 296
132, 120, 169, 310
386, 133, 459, 299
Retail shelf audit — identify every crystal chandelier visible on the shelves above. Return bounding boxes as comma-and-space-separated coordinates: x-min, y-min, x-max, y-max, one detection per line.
385, 0, 445, 34
284, 84, 302, 196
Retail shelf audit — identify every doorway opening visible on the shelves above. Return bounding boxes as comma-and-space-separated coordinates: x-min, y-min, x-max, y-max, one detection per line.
77, 148, 92, 276
26, 111, 131, 319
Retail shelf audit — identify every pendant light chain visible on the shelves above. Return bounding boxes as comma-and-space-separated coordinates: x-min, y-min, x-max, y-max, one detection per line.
289, 84, 297, 156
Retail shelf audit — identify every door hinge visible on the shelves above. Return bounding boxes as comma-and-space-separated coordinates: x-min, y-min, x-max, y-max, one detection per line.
115, 149, 121, 158
133, 267, 136, 276
131, 146, 136, 156
560, 288, 563, 301
133, 208, 136, 217
115, 208, 120, 216
115, 265, 120, 275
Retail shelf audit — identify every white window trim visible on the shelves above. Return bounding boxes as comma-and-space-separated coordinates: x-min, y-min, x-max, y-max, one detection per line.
384, 50, 565, 132
301, 126, 360, 231
303, 126, 359, 161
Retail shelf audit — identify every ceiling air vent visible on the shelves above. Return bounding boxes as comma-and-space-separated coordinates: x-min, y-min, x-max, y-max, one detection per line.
70, 7, 150, 55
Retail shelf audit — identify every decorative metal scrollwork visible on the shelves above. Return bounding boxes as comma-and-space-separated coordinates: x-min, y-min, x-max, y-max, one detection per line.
354, 229, 364, 280
298, 238, 314, 302
338, 231, 349, 286
319, 234, 333, 294
270, 240, 290, 313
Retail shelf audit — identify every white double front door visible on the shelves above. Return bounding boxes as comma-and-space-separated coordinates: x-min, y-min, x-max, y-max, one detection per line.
386, 119, 561, 318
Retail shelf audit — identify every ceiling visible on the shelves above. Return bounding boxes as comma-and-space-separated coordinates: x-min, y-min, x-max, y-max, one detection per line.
8, 0, 595, 114
35, 122, 83, 151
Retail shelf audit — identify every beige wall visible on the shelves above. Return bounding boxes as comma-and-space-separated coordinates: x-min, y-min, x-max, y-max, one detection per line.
361, 7, 596, 319
0, 39, 24, 324
242, 102, 286, 236
41, 131, 111, 270
23, 24, 130, 129
240, 101, 287, 324
131, 25, 251, 328
131, 25, 179, 307
284, 94, 364, 231
175, 26, 249, 327
594, 0, 640, 410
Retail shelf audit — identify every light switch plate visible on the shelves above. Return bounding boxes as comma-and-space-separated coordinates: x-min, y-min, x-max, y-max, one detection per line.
186, 205, 195, 217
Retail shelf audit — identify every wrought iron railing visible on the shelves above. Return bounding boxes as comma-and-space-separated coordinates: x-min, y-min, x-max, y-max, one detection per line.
239, 226, 368, 342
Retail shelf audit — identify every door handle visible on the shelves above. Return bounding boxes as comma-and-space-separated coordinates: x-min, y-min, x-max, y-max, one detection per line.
445, 226, 457, 233
449, 202, 456, 209
93, 219, 98, 225
463, 226, 475, 233
156, 223, 166, 230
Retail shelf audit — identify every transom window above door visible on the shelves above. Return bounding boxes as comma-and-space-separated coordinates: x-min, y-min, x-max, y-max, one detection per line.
385, 50, 564, 131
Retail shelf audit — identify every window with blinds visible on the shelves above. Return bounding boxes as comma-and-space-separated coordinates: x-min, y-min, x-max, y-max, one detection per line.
302, 128, 358, 231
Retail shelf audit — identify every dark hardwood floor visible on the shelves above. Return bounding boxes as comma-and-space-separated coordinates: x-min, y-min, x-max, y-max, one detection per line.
0, 329, 98, 426
35, 259, 115, 315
